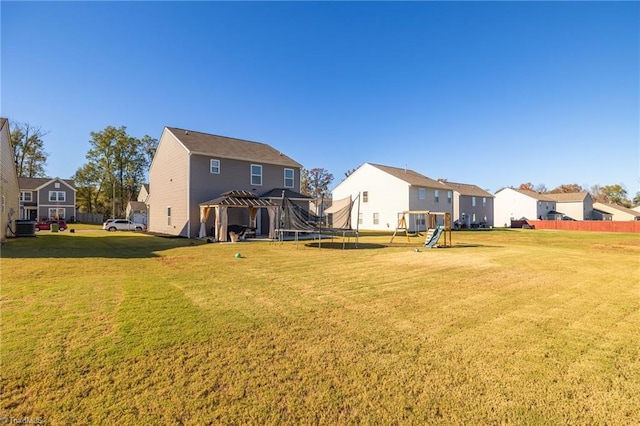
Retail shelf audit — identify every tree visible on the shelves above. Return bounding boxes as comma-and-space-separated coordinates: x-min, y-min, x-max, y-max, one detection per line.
549, 184, 584, 194
301, 167, 333, 198
518, 183, 534, 191
75, 126, 155, 217
601, 184, 630, 207
11, 121, 49, 177
633, 191, 640, 207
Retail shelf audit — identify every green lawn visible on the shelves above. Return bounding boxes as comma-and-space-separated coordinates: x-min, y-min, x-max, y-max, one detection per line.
1, 229, 639, 424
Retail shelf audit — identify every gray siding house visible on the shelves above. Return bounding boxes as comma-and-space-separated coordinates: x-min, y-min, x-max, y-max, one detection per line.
18, 177, 77, 221
1, 118, 20, 241
148, 127, 303, 238
438, 180, 494, 227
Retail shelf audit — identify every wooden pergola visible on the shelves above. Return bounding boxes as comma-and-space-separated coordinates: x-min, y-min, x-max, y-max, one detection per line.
198, 190, 278, 242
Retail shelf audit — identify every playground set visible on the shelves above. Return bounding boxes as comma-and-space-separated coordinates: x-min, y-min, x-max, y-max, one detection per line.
390, 211, 452, 248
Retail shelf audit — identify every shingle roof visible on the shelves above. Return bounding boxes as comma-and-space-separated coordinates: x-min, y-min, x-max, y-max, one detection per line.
512, 188, 557, 202
548, 192, 590, 203
438, 180, 493, 198
259, 188, 312, 200
368, 163, 442, 188
200, 190, 277, 207
166, 127, 301, 168
593, 202, 640, 217
18, 177, 76, 190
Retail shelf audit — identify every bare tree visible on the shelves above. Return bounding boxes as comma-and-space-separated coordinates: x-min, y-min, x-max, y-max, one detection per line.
11, 121, 49, 177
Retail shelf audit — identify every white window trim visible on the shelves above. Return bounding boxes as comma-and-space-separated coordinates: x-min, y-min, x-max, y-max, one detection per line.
167, 206, 172, 226
48, 208, 65, 219
210, 159, 220, 174
284, 168, 294, 188
251, 164, 263, 186
20, 191, 33, 202
434, 190, 440, 203
418, 188, 426, 200
49, 191, 66, 202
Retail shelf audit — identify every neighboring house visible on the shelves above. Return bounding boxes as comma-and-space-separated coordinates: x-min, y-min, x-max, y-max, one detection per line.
438, 180, 494, 227
1, 118, 20, 241
592, 202, 640, 221
18, 177, 77, 221
126, 184, 149, 225
494, 188, 557, 227
547, 192, 594, 220
331, 163, 453, 232
148, 127, 303, 238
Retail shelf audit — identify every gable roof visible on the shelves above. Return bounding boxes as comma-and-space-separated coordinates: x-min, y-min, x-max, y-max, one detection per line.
438, 180, 493, 198
259, 188, 312, 200
547, 192, 591, 203
593, 202, 640, 218
0, 117, 8, 132
498, 188, 556, 202
18, 177, 76, 191
368, 163, 443, 189
165, 127, 301, 168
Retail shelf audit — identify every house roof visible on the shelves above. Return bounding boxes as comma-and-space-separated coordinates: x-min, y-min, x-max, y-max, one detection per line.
18, 177, 76, 190
368, 163, 443, 189
547, 192, 590, 203
166, 127, 302, 168
438, 180, 493, 198
500, 188, 557, 202
593, 202, 640, 218
259, 188, 312, 200
0, 117, 8, 132
128, 201, 147, 211
200, 190, 277, 208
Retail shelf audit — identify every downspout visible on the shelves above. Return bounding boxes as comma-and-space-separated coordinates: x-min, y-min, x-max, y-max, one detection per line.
187, 152, 191, 238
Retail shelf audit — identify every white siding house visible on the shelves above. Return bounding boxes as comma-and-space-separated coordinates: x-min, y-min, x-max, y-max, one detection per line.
494, 188, 557, 227
549, 192, 593, 220
331, 163, 452, 232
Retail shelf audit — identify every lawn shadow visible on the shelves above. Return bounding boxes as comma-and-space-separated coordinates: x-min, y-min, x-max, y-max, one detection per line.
1, 232, 206, 259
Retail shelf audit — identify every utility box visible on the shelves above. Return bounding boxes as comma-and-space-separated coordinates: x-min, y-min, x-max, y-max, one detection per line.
15, 220, 36, 237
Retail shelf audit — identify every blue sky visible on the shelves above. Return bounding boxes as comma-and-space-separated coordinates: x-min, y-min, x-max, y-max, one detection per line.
2, 1, 638, 195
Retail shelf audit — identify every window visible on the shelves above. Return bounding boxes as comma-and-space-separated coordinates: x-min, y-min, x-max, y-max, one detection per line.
447, 191, 452, 204
358, 213, 363, 225
363, 191, 368, 203
20, 191, 32, 202
210, 159, 220, 174
54, 182, 60, 189
483, 197, 487, 206
167, 207, 172, 226
251, 164, 262, 186
1, 196, 4, 213
418, 188, 426, 200
373, 213, 380, 225
434, 190, 440, 203
472, 213, 476, 223
284, 168, 294, 188
472, 197, 477, 207
49, 191, 65, 202
48, 208, 65, 219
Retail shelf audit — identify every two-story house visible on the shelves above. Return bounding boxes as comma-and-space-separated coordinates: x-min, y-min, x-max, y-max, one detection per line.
548, 192, 594, 220
438, 180, 495, 228
148, 127, 303, 238
1, 118, 20, 241
18, 177, 77, 221
494, 187, 558, 227
331, 163, 453, 232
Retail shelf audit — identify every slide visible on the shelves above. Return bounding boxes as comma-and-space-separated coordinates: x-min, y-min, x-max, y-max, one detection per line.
424, 226, 444, 248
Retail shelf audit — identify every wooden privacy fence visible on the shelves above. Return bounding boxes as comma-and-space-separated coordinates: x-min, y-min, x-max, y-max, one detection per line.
526, 220, 640, 233
75, 213, 104, 224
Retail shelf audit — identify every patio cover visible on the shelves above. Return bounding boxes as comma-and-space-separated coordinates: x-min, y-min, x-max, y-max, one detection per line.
198, 190, 278, 241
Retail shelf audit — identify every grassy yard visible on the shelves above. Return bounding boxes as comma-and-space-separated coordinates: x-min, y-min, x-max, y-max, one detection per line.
1, 229, 639, 425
